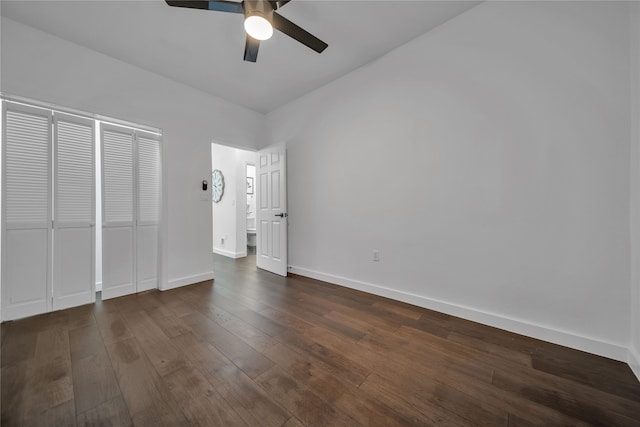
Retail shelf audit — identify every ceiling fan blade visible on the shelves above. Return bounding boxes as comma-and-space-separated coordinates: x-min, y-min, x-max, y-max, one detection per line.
272, 12, 327, 53
244, 36, 260, 62
268, 0, 291, 10
165, 1, 243, 14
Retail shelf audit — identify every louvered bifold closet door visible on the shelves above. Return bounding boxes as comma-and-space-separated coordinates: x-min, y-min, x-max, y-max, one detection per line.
53, 113, 95, 310
2, 103, 52, 320
136, 132, 161, 292
101, 124, 135, 299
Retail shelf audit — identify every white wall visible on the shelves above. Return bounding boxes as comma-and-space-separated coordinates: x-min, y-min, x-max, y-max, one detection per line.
212, 143, 240, 257
630, 2, 640, 378
265, 1, 632, 361
1, 17, 263, 290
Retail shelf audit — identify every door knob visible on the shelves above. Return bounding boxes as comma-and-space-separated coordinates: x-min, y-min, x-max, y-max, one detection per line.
275, 213, 288, 218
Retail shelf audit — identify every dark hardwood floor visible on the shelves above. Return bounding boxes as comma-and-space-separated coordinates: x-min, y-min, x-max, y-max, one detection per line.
2, 254, 640, 426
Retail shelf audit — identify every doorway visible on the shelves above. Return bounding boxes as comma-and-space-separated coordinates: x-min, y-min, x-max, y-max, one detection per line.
210, 142, 288, 277
246, 163, 256, 255
210, 142, 256, 261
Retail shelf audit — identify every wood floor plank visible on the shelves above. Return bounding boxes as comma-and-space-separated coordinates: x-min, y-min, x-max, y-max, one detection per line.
94, 310, 134, 345
265, 302, 366, 342
263, 342, 351, 403
389, 358, 589, 426
163, 366, 248, 427
281, 416, 306, 427
77, 395, 133, 427
26, 399, 77, 427
447, 331, 533, 367
1, 322, 38, 367
492, 367, 640, 426
70, 323, 106, 360
254, 365, 361, 427
359, 372, 482, 427
531, 347, 640, 402
71, 348, 121, 414
105, 337, 188, 426
203, 363, 291, 427
22, 327, 75, 424
277, 329, 370, 386
152, 314, 193, 338
150, 291, 197, 318
371, 299, 423, 320
179, 311, 275, 379
1, 361, 29, 427
121, 310, 188, 377
200, 304, 280, 352
66, 304, 97, 331
334, 385, 433, 427
170, 331, 290, 425
259, 307, 315, 335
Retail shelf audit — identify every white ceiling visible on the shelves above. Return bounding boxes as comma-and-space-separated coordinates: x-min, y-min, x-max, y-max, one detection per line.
1, 0, 480, 113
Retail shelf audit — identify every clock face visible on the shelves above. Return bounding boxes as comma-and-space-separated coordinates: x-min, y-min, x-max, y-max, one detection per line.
212, 169, 225, 203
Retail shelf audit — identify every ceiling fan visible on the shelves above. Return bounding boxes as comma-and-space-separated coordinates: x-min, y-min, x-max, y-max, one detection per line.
165, 1, 328, 62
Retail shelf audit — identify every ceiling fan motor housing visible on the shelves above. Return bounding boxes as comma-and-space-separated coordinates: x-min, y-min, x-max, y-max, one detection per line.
243, 0, 273, 22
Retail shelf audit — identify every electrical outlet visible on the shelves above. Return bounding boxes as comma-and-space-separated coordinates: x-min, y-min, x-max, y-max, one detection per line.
373, 250, 380, 262
221, 237, 225, 246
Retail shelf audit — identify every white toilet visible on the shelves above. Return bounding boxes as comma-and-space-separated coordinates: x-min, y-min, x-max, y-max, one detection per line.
247, 217, 256, 247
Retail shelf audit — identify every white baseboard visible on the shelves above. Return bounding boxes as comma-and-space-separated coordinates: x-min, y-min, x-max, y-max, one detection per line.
162, 271, 214, 291
629, 346, 640, 381
137, 278, 157, 293
213, 248, 247, 259
95, 281, 102, 292
288, 265, 629, 363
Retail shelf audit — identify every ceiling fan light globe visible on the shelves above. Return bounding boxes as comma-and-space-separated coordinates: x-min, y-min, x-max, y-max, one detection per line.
244, 15, 273, 40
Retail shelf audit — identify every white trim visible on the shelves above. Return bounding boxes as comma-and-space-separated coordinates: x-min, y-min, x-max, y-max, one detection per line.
137, 278, 157, 293
629, 346, 640, 381
101, 282, 136, 300
0, 93, 161, 134
288, 265, 630, 363
213, 248, 247, 259
163, 271, 214, 291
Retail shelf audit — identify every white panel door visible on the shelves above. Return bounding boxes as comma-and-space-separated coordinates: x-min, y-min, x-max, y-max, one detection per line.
256, 146, 288, 276
101, 124, 135, 299
136, 133, 161, 292
53, 114, 95, 310
2, 103, 52, 320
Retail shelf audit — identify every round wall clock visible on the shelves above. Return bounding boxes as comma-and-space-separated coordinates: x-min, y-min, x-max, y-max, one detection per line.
212, 169, 225, 203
